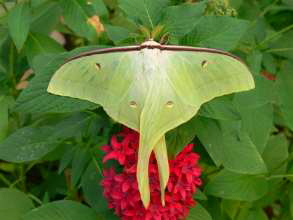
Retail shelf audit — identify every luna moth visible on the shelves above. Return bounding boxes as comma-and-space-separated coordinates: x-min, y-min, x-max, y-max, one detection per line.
47, 40, 255, 208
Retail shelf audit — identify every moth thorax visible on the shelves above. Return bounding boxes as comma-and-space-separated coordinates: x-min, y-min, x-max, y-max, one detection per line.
141, 40, 161, 47
141, 49, 161, 82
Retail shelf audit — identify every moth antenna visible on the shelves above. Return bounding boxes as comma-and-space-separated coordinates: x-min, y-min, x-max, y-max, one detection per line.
159, 32, 170, 45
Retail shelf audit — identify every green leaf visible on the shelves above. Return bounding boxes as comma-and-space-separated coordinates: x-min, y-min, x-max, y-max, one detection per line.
187, 203, 212, 220
262, 53, 277, 74
166, 116, 197, 156
237, 1, 261, 20
269, 30, 293, 59
233, 76, 274, 109
195, 117, 267, 174
24, 32, 65, 65
254, 176, 284, 207
181, 16, 249, 51
51, 112, 97, 139
229, 0, 243, 9
262, 134, 289, 173
0, 112, 99, 162
162, 2, 206, 37
237, 207, 269, 220
219, 120, 267, 174
0, 27, 8, 47
246, 50, 263, 75
7, 2, 31, 51
21, 200, 96, 220
204, 197, 226, 220
222, 200, 242, 220
205, 170, 268, 201
237, 103, 273, 153
35, 172, 67, 199
276, 62, 293, 130
194, 117, 224, 166
90, 0, 108, 17
59, 0, 106, 40
71, 148, 91, 187
240, 18, 266, 46
199, 96, 240, 121
15, 54, 96, 114
0, 60, 6, 74
58, 144, 76, 174
30, 1, 62, 35
81, 161, 108, 215
289, 183, 293, 218
194, 189, 208, 200
0, 96, 13, 141
0, 126, 59, 163
118, 0, 170, 28
105, 25, 130, 44
0, 188, 34, 220
283, 0, 293, 7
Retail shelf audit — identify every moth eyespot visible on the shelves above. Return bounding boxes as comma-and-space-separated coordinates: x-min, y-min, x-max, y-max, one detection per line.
129, 101, 138, 108
201, 60, 208, 68
165, 101, 174, 108
95, 63, 101, 70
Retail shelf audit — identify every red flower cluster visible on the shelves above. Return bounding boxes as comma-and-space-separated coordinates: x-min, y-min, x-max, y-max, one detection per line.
101, 128, 202, 220
261, 70, 276, 81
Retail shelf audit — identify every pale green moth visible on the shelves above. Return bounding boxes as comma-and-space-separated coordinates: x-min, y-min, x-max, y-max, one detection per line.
47, 40, 255, 208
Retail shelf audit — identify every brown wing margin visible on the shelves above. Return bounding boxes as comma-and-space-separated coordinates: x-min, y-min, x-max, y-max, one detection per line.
65, 44, 244, 64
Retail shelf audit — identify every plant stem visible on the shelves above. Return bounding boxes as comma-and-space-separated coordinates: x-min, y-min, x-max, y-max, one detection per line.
0, 173, 11, 186
250, 0, 279, 27
10, 176, 25, 188
9, 43, 17, 96
0, 3, 8, 12
265, 48, 293, 53
233, 202, 246, 219
257, 23, 293, 49
25, 161, 38, 173
64, 169, 78, 200
19, 165, 27, 191
28, 193, 43, 205
10, 164, 27, 190
92, 154, 103, 176
267, 174, 293, 179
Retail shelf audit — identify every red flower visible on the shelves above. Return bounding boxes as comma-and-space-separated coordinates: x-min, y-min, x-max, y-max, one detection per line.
261, 70, 276, 81
100, 128, 201, 220
102, 128, 139, 166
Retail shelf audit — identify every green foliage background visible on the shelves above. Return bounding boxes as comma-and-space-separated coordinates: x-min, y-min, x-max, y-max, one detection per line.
0, 0, 293, 219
